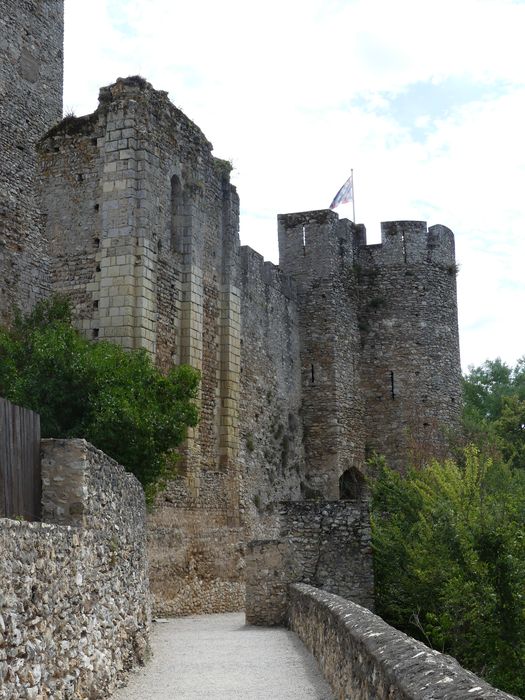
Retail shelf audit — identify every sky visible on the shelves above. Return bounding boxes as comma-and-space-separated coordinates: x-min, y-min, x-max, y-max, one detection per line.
63, 0, 525, 371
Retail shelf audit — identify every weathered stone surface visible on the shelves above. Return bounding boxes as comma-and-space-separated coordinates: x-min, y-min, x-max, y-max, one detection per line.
148, 505, 245, 617
0, 0, 63, 323
245, 539, 291, 626
357, 221, 462, 472
0, 439, 150, 700
245, 501, 374, 626
289, 584, 517, 700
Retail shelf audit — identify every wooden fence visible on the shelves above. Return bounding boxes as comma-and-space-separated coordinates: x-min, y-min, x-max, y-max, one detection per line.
0, 397, 41, 521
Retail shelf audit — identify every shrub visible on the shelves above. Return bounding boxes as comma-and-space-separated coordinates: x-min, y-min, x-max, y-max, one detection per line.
0, 297, 199, 499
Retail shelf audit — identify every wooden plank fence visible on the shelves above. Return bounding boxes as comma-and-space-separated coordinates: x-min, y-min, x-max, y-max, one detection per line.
0, 397, 41, 521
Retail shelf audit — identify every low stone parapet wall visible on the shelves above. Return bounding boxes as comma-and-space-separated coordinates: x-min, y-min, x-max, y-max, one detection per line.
289, 583, 516, 700
0, 439, 150, 699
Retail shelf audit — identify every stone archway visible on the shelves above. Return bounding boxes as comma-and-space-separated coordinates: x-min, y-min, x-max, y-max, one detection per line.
339, 467, 366, 500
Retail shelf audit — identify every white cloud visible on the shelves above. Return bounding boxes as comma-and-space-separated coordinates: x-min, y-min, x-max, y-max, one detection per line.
63, 0, 525, 370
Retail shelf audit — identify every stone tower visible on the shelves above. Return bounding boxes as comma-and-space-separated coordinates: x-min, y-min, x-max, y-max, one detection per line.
278, 210, 365, 500
0, 0, 64, 322
357, 220, 462, 471
279, 211, 462, 495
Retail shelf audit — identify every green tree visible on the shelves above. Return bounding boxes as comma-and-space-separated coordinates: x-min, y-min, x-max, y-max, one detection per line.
0, 297, 199, 499
463, 357, 525, 470
371, 447, 525, 696
463, 356, 525, 423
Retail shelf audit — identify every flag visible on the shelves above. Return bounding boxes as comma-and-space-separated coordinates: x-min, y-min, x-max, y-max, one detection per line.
329, 173, 353, 210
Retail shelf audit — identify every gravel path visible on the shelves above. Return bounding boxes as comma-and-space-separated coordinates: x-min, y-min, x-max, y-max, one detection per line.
112, 612, 334, 699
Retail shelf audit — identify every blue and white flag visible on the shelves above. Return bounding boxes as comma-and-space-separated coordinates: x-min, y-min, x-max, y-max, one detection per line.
329, 173, 353, 210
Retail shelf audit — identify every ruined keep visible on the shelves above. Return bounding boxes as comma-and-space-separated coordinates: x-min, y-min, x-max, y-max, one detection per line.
0, 1, 462, 615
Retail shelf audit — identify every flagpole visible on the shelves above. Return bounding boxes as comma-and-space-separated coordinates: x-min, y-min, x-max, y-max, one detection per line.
352, 168, 355, 223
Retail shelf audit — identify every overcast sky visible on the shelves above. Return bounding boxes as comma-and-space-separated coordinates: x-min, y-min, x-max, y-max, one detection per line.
63, 0, 525, 371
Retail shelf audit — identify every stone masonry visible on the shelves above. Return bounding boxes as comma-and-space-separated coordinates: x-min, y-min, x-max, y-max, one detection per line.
289, 584, 517, 700
245, 500, 374, 626
0, 0, 462, 617
0, 0, 63, 324
0, 439, 150, 700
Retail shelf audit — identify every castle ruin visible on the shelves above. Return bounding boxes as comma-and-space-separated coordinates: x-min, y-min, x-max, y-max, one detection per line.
0, 0, 461, 615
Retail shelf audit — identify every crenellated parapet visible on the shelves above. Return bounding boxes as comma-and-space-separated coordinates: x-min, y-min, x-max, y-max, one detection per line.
358, 220, 456, 269
278, 209, 356, 284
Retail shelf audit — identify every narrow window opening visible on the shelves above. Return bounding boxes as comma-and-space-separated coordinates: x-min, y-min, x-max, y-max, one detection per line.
93, 300, 99, 309
92, 328, 99, 339
77, 173, 83, 183
95, 263, 101, 272
302, 225, 306, 255
94, 203, 99, 211
390, 370, 395, 400
311, 364, 315, 383
94, 237, 100, 247
401, 231, 407, 263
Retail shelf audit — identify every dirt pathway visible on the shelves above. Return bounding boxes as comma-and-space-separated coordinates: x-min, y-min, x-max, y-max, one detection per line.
112, 612, 334, 699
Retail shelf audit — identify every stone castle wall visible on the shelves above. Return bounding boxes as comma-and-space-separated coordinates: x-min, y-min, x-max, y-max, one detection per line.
37, 79, 246, 615
0, 439, 150, 700
0, 0, 63, 323
39, 76, 241, 485
245, 500, 374, 626
239, 246, 304, 523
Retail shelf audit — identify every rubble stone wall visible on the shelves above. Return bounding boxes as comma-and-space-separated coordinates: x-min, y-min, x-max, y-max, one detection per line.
0, 439, 150, 700
147, 505, 245, 617
0, 0, 63, 322
245, 500, 373, 626
289, 583, 515, 700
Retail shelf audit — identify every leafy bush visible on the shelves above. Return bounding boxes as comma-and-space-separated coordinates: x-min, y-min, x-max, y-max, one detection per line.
371, 447, 525, 697
0, 297, 199, 499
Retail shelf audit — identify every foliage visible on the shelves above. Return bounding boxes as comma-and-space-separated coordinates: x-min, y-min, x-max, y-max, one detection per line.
463, 357, 525, 421
463, 357, 525, 470
0, 297, 199, 499
371, 447, 525, 696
